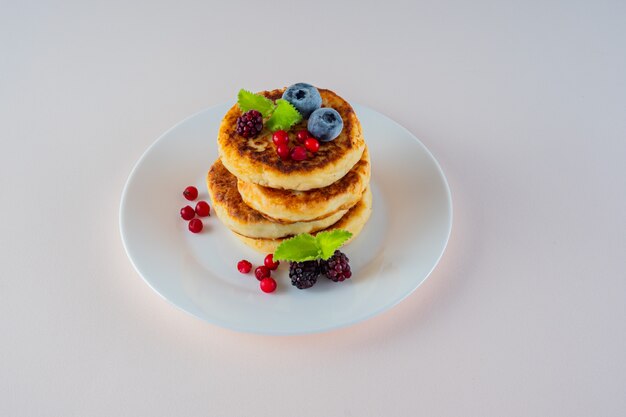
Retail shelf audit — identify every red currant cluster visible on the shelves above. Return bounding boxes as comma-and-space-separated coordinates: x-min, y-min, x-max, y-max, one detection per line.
237, 254, 280, 293
180, 186, 210, 233
272, 129, 320, 161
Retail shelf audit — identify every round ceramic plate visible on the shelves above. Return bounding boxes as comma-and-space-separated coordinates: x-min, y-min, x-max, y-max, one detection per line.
120, 103, 452, 335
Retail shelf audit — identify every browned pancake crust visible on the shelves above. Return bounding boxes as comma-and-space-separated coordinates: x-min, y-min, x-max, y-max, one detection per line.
208, 159, 266, 224
238, 147, 370, 222
207, 159, 347, 238
218, 88, 365, 190
233, 187, 373, 253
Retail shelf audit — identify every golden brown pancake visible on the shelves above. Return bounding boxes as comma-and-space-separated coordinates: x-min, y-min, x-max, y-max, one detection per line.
237, 147, 370, 223
234, 187, 372, 253
217, 88, 365, 191
207, 159, 348, 239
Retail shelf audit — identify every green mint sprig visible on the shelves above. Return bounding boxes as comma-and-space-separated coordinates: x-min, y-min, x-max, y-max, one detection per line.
274, 230, 352, 262
265, 99, 302, 132
237, 89, 302, 132
237, 89, 275, 117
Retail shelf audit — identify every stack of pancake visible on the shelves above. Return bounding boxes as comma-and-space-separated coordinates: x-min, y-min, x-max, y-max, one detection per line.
207, 88, 372, 253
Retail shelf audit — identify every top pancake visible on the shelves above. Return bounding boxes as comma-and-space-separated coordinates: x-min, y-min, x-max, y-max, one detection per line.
217, 88, 365, 191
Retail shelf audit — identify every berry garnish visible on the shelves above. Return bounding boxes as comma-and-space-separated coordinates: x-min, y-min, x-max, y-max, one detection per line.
272, 130, 289, 146
304, 138, 320, 153
296, 129, 310, 143
277, 143, 290, 160
180, 205, 195, 220
237, 260, 252, 274
320, 250, 351, 282
291, 146, 307, 161
183, 186, 198, 201
255, 265, 271, 281
308, 108, 343, 142
260, 277, 277, 293
264, 254, 280, 270
289, 261, 320, 289
273, 230, 353, 289
236, 88, 302, 132
195, 201, 210, 217
188, 218, 203, 233
236, 110, 263, 138
282, 83, 322, 119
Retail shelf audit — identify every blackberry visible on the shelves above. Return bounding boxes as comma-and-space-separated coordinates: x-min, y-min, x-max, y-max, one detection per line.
321, 250, 351, 282
236, 110, 263, 138
289, 260, 320, 289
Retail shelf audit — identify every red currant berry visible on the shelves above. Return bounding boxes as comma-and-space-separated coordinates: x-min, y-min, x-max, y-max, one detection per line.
180, 205, 195, 220
264, 254, 280, 270
272, 130, 289, 146
188, 218, 203, 233
237, 260, 252, 274
260, 277, 277, 293
254, 265, 271, 281
291, 146, 307, 161
304, 138, 320, 153
277, 144, 290, 160
195, 201, 210, 217
296, 130, 310, 143
183, 186, 198, 201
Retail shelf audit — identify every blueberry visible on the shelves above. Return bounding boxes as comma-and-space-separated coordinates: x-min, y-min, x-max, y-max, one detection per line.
307, 108, 343, 142
282, 83, 322, 119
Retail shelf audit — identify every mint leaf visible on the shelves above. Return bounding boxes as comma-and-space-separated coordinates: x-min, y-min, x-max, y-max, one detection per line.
274, 234, 321, 262
266, 99, 302, 132
316, 230, 353, 260
237, 89, 276, 118
273, 229, 353, 262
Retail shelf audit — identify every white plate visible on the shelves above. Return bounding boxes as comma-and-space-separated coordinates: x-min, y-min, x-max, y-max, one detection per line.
120, 103, 452, 335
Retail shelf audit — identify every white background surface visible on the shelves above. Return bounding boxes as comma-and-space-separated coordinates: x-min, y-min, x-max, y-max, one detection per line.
2, 1, 625, 416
